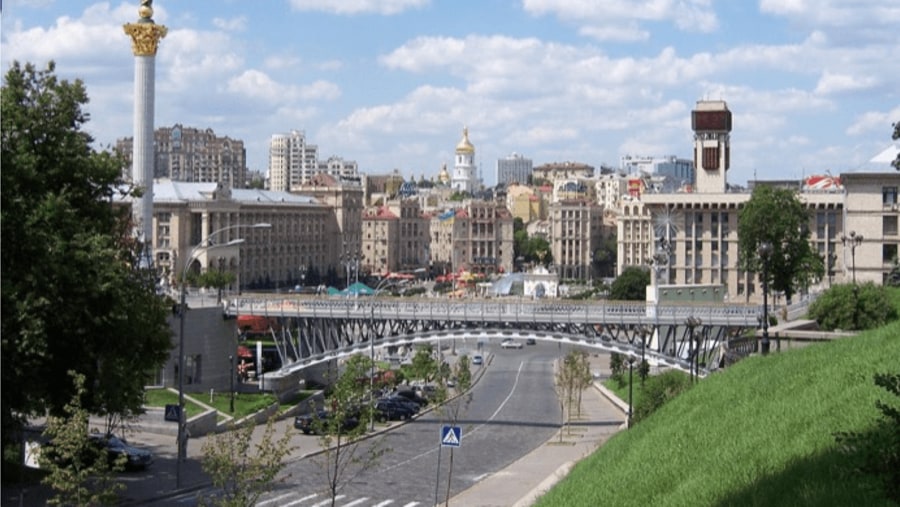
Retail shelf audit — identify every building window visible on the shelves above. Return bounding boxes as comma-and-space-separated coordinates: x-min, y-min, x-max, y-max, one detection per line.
884, 244, 898, 264
884, 186, 898, 206
885, 215, 898, 236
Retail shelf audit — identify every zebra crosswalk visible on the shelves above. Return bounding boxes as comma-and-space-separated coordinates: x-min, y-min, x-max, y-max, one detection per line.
255, 491, 422, 507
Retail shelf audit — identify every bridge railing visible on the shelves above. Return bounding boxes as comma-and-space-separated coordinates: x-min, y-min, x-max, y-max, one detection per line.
225, 296, 761, 327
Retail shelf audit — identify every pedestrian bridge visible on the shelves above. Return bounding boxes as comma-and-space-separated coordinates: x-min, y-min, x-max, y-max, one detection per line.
224, 296, 762, 379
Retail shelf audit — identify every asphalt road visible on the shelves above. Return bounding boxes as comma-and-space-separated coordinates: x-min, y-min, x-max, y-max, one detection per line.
252, 340, 565, 507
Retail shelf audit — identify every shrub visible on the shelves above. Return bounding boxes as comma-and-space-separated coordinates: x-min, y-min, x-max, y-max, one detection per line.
808, 283, 898, 331
834, 372, 900, 502
633, 369, 692, 424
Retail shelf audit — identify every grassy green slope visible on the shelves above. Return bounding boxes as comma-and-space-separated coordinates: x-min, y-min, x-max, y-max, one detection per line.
537, 323, 899, 507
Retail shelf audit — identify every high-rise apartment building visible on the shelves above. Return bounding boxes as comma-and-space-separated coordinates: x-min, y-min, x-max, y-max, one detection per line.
549, 200, 605, 280
268, 130, 319, 192
116, 124, 248, 187
268, 130, 359, 192
497, 153, 533, 186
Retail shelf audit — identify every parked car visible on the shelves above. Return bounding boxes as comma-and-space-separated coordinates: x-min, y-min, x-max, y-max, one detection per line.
472, 354, 484, 365
294, 409, 360, 435
375, 399, 416, 421
525, 338, 537, 345
394, 389, 429, 407
84, 433, 153, 471
384, 395, 421, 413
501, 339, 524, 349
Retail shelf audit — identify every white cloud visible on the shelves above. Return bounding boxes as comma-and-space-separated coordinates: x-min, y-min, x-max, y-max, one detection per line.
212, 16, 247, 32
814, 71, 878, 95
846, 106, 900, 137
522, 0, 719, 40
227, 70, 340, 102
288, 0, 429, 15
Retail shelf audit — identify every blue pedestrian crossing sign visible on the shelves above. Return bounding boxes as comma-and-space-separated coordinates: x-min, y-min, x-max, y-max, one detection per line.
164, 404, 182, 422
441, 425, 461, 447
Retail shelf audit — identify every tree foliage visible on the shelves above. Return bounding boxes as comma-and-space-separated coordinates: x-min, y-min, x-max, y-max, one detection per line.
409, 345, 439, 383
312, 354, 388, 506
40, 372, 125, 506
1, 61, 172, 454
834, 371, 900, 502
738, 185, 824, 303
555, 351, 592, 438
434, 353, 473, 506
807, 283, 898, 331
200, 416, 295, 507
609, 266, 650, 301
593, 233, 617, 278
893, 121, 899, 171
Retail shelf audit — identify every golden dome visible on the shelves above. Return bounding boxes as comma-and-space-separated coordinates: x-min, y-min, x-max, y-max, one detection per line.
438, 163, 450, 183
455, 126, 474, 154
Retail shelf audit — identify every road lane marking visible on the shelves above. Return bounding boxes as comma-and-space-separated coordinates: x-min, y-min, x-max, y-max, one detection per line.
378, 360, 529, 474
256, 492, 294, 506
311, 495, 344, 507
372, 501, 396, 507
282, 493, 318, 506
342, 497, 369, 506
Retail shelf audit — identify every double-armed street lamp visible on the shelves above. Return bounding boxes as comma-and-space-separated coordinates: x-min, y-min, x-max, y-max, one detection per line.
176, 222, 270, 488
841, 230, 864, 284
646, 238, 671, 370
758, 242, 773, 355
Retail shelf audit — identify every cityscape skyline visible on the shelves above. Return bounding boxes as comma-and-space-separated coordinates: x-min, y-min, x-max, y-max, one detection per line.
2, 0, 898, 186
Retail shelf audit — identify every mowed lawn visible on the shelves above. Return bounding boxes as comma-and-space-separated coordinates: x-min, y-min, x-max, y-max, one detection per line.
537, 320, 900, 506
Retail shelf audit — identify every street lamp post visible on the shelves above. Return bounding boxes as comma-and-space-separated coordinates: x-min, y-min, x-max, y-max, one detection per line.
175, 222, 270, 489
841, 230, 864, 284
298, 264, 307, 290
758, 241, 773, 356
627, 356, 636, 428
229, 354, 235, 414
369, 304, 376, 432
684, 316, 701, 383
647, 238, 671, 374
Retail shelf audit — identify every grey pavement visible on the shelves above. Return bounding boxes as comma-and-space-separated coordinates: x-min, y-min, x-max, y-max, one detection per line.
447, 354, 626, 507
3, 353, 627, 507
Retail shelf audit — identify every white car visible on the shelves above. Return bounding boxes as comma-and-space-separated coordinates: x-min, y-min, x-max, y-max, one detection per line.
501, 339, 523, 349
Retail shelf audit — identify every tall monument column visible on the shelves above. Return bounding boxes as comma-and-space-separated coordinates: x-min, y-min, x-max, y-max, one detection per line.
124, 1, 167, 262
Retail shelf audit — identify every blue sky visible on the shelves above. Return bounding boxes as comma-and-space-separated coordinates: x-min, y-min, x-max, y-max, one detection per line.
3, 0, 898, 186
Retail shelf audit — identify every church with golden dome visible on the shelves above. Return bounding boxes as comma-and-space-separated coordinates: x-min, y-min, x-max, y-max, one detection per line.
451, 127, 477, 193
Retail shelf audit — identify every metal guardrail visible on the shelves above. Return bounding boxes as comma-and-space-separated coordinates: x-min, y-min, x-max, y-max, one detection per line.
225, 296, 761, 327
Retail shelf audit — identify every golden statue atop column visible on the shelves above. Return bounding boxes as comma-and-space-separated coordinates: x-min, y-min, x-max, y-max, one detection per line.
123, 0, 167, 56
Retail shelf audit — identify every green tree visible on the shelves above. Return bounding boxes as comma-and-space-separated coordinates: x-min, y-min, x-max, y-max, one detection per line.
609, 352, 626, 388
738, 185, 824, 304
555, 351, 593, 439
196, 269, 237, 303
609, 266, 650, 301
893, 121, 899, 171
312, 354, 388, 507
409, 345, 439, 383
1, 61, 172, 456
593, 233, 617, 278
808, 283, 898, 331
40, 372, 125, 506
200, 416, 295, 507
434, 354, 473, 506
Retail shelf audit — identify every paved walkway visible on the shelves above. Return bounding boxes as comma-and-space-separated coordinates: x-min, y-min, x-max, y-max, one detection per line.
2, 354, 627, 507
